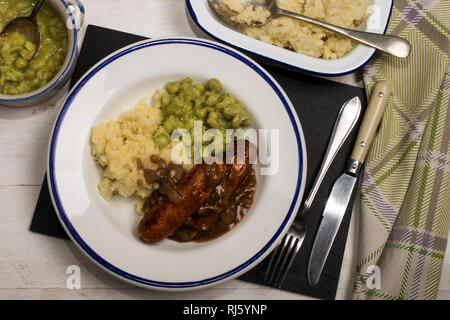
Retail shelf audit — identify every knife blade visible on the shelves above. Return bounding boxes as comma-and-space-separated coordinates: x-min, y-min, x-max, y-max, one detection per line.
307, 81, 392, 287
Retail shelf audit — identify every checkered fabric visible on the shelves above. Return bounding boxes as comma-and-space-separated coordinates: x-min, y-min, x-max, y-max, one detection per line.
353, 0, 450, 300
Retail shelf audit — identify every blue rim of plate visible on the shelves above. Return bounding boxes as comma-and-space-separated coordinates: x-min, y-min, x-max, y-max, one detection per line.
48, 37, 305, 288
0, 0, 78, 103
186, 0, 394, 77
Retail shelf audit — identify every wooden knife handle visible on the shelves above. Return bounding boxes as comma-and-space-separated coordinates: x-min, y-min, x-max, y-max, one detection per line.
350, 81, 392, 163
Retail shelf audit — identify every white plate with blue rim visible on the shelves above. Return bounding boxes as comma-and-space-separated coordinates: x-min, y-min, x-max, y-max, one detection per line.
186, 0, 394, 76
48, 37, 307, 290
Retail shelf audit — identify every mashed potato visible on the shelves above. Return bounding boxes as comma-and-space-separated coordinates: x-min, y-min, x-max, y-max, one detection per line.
90, 90, 173, 202
223, 0, 367, 59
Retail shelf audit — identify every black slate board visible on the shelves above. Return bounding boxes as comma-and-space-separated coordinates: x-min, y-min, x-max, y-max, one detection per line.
30, 25, 367, 299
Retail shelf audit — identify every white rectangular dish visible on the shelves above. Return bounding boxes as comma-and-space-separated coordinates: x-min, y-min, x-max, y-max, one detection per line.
186, 0, 394, 76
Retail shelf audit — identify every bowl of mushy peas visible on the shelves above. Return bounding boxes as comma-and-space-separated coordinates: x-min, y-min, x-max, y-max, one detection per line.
0, 0, 84, 107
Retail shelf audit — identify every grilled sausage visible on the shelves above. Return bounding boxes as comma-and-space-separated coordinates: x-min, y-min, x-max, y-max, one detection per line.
138, 161, 226, 243
173, 140, 255, 240
198, 140, 253, 216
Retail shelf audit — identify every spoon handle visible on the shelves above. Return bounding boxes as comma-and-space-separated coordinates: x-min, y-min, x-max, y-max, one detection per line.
30, 0, 46, 20
278, 8, 411, 58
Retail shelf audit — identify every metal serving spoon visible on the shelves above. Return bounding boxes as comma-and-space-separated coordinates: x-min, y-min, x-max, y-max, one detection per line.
209, 0, 411, 58
0, 0, 46, 57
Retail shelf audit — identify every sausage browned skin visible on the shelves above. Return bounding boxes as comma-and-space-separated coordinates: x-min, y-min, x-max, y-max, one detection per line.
197, 140, 253, 217
138, 162, 226, 243
174, 140, 254, 240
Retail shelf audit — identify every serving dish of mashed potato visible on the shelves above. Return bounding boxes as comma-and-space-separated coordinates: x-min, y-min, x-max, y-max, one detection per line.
187, 0, 393, 75
222, 0, 367, 59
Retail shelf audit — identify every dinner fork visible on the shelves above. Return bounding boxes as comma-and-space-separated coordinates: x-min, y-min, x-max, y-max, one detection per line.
264, 96, 362, 288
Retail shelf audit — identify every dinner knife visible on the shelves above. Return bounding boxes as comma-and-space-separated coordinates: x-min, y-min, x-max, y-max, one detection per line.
307, 81, 392, 287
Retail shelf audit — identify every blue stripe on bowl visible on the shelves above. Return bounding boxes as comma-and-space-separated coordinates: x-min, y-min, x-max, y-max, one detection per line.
185, 0, 394, 77
48, 38, 305, 288
0, 0, 78, 102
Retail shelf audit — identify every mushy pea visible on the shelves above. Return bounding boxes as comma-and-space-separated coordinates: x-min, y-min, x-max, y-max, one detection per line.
156, 77, 251, 149
0, 0, 68, 95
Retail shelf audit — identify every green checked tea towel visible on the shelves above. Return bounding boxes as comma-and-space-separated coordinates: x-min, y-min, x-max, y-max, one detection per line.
353, 0, 450, 300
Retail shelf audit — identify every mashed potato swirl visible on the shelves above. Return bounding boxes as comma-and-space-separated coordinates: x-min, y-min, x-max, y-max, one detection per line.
90, 91, 174, 202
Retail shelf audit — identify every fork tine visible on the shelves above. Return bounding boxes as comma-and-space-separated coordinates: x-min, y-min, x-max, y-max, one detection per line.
275, 237, 303, 288
273, 235, 296, 287
264, 240, 281, 282
264, 234, 289, 283
264, 235, 287, 283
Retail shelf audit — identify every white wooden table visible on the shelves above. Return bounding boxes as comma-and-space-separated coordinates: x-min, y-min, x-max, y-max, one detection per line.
0, 0, 448, 300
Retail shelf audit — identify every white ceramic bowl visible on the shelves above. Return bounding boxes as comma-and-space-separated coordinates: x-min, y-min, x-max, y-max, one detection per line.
187, 0, 393, 76
48, 37, 307, 290
0, 0, 84, 107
